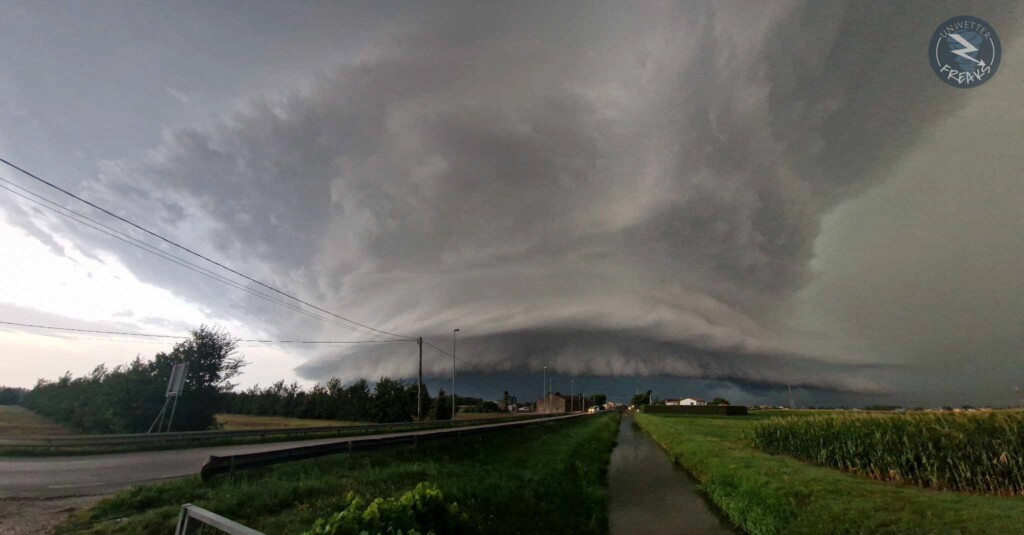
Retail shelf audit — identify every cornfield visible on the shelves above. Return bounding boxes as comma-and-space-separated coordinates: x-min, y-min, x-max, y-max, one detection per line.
752, 411, 1024, 494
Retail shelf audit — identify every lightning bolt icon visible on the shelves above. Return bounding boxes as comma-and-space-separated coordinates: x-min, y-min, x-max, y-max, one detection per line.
949, 33, 986, 67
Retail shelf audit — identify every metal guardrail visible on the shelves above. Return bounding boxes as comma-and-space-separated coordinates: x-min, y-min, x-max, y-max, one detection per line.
0, 414, 545, 448
200, 412, 588, 481
176, 504, 263, 535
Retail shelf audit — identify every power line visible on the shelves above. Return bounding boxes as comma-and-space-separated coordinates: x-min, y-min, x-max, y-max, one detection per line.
423, 340, 486, 372
0, 178, 369, 333
0, 159, 502, 373
0, 320, 411, 345
0, 157, 414, 341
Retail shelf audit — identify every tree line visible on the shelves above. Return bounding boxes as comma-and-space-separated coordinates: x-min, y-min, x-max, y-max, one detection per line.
0, 386, 27, 405
22, 326, 244, 433
222, 381, 512, 422
17, 325, 505, 433
221, 378, 456, 423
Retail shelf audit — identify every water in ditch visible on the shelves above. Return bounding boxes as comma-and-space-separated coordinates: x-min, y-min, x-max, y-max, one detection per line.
608, 413, 735, 535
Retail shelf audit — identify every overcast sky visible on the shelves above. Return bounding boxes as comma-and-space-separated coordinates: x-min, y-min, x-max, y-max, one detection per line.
1, 1, 1021, 407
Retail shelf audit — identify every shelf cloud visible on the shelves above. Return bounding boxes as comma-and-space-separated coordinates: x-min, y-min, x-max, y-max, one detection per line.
3, 1, 1021, 399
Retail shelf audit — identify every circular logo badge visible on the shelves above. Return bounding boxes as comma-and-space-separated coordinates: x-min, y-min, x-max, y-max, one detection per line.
929, 16, 1001, 88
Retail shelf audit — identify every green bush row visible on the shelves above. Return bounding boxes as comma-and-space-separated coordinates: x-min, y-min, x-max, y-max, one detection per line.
303, 483, 468, 535
752, 411, 1024, 494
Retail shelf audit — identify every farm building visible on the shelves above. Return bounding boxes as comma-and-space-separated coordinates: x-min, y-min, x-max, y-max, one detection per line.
536, 391, 585, 412
665, 397, 706, 406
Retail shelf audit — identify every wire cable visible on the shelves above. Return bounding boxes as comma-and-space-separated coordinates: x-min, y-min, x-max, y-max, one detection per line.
0, 157, 414, 340
0, 161, 505, 373
422, 340, 486, 372
0, 179, 370, 333
0, 320, 411, 344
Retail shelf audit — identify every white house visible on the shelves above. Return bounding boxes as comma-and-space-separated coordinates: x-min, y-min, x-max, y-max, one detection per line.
663, 397, 708, 406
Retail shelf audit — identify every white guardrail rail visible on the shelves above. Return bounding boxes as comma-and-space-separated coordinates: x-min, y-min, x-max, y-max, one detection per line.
176, 504, 263, 535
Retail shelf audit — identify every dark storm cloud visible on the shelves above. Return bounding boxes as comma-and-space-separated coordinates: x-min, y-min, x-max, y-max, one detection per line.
7, 1, 1021, 394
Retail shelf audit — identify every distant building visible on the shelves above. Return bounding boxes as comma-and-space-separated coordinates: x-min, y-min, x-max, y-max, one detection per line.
665, 397, 706, 406
536, 393, 571, 414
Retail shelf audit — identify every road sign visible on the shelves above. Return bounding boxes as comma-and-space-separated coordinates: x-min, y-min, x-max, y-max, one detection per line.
166, 362, 189, 397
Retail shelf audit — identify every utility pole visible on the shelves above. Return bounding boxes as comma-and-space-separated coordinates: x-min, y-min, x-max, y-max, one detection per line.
417, 337, 423, 422
452, 329, 460, 420
543, 366, 547, 409
571, 379, 575, 412
788, 384, 795, 409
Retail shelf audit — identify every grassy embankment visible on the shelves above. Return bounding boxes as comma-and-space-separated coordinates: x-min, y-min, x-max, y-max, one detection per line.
57, 412, 620, 534
635, 412, 1024, 534
0, 405, 72, 437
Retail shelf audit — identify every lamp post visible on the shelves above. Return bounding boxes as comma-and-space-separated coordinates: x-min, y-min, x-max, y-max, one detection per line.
542, 366, 547, 412
452, 329, 460, 420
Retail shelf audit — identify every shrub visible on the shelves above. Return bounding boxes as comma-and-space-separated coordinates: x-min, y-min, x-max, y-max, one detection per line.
303, 483, 468, 535
752, 411, 1024, 494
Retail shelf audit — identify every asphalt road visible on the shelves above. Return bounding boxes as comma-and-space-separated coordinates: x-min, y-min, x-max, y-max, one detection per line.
0, 413, 580, 499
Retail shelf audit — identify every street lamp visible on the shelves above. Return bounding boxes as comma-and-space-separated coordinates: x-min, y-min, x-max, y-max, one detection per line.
452, 329, 460, 420
543, 365, 547, 411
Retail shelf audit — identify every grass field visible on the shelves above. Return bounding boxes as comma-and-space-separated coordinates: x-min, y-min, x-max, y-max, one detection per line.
214, 413, 363, 430
0, 405, 72, 437
57, 412, 620, 534
635, 412, 1024, 534
453, 411, 520, 420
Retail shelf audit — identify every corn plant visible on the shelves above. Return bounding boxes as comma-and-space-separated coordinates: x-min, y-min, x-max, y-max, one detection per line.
752, 411, 1024, 494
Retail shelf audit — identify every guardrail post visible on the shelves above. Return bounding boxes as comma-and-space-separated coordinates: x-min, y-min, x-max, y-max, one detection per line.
175, 503, 192, 534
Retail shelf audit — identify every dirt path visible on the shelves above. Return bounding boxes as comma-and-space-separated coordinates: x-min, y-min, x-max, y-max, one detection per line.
0, 495, 106, 535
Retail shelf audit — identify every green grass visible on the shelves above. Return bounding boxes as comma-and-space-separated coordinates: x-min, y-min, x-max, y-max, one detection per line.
0, 405, 72, 437
634, 412, 1024, 534
214, 413, 363, 430
753, 411, 1024, 494
56, 412, 620, 534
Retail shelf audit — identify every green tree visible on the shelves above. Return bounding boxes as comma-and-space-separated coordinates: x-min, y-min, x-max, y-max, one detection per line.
430, 388, 454, 420
708, 397, 731, 406
370, 377, 413, 423
630, 390, 652, 407
23, 325, 244, 432
0, 386, 26, 405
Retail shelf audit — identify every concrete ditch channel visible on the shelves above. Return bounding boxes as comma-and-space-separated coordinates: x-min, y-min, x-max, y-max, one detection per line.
608, 413, 734, 535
